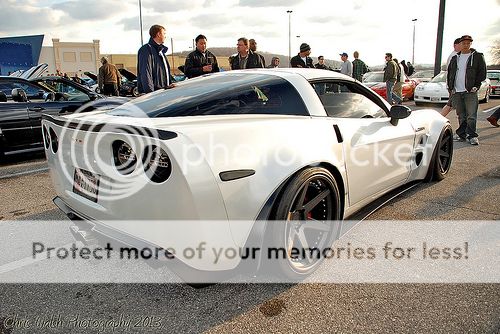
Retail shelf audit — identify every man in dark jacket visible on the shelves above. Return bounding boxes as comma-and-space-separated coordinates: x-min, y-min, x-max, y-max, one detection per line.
446, 35, 486, 145
249, 39, 266, 68
184, 34, 219, 79
137, 24, 175, 94
230, 37, 264, 70
290, 43, 314, 68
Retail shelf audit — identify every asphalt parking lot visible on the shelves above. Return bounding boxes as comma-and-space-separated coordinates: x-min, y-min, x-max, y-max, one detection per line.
0, 99, 499, 333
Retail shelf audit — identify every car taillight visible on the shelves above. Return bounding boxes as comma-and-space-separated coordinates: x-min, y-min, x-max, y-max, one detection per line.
112, 140, 137, 175
42, 125, 50, 149
49, 128, 58, 153
143, 145, 172, 183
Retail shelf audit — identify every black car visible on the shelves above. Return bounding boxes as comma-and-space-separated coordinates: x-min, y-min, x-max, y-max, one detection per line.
85, 69, 139, 97
0, 75, 103, 157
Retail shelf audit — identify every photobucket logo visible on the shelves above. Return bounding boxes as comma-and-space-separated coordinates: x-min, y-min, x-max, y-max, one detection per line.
54, 98, 169, 201
178, 133, 303, 173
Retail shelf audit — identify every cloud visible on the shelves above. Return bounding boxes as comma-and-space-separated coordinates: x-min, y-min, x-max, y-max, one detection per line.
54, 0, 127, 20
140, 0, 205, 13
239, 0, 302, 7
0, 1, 63, 32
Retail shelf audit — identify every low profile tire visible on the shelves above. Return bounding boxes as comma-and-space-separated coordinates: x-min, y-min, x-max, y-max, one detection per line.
425, 125, 453, 182
268, 167, 342, 280
132, 87, 139, 97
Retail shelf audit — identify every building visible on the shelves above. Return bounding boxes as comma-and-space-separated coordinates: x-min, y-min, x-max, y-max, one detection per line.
0, 35, 44, 75
39, 38, 101, 77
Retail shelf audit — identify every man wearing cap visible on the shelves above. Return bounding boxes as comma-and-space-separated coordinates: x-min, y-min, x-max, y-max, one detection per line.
446, 35, 486, 145
98, 56, 121, 96
290, 43, 314, 68
339, 52, 352, 77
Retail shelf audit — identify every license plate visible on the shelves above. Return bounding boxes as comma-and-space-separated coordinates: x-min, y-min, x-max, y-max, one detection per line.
430, 97, 440, 102
73, 168, 100, 202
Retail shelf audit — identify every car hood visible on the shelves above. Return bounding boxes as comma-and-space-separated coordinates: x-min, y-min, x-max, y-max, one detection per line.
364, 82, 385, 89
118, 68, 137, 81
84, 71, 98, 81
20, 63, 48, 79
416, 82, 447, 92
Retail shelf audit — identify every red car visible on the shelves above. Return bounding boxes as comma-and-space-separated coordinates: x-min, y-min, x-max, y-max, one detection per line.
362, 71, 417, 100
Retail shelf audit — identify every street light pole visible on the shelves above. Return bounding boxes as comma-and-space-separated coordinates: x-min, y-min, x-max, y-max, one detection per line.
139, 0, 144, 46
412, 18, 417, 64
287, 10, 293, 67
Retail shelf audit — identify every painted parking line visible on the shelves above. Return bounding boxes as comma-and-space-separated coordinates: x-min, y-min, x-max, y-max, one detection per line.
0, 167, 49, 180
0, 242, 82, 275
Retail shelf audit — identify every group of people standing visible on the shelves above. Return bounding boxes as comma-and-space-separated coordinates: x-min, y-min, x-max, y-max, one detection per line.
134, 25, 495, 145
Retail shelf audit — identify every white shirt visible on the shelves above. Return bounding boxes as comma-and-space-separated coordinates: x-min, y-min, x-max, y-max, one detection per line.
455, 53, 470, 92
159, 50, 171, 86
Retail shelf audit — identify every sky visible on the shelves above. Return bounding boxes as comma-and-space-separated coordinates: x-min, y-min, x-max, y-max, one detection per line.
1, 0, 499, 67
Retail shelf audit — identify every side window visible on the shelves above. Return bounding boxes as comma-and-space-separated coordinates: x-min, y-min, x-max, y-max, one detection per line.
311, 81, 387, 118
156, 79, 309, 117
13, 82, 44, 99
0, 81, 44, 100
39, 80, 90, 102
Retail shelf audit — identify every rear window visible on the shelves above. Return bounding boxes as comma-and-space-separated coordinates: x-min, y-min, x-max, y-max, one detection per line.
108, 73, 309, 118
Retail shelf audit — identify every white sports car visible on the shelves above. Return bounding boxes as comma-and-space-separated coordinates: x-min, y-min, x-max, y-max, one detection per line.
42, 69, 453, 281
414, 71, 491, 105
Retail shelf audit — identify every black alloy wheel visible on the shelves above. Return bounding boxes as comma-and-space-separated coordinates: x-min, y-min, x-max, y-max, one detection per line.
425, 125, 453, 182
270, 167, 342, 279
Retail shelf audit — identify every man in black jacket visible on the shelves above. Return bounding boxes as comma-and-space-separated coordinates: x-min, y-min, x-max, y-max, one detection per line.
137, 24, 175, 94
446, 35, 486, 145
230, 37, 264, 70
184, 34, 220, 79
290, 43, 314, 68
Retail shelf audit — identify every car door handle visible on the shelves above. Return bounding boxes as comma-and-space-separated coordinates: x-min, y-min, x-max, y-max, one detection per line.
29, 107, 45, 112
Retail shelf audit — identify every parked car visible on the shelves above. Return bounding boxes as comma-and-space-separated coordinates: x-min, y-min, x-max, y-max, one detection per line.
43, 69, 453, 282
0, 64, 126, 157
487, 70, 500, 97
414, 71, 491, 105
118, 68, 139, 97
362, 71, 417, 100
410, 70, 435, 84
85, 69, 139, 97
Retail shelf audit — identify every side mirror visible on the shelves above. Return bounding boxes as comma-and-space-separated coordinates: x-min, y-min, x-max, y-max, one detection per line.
389, 105, 411, 126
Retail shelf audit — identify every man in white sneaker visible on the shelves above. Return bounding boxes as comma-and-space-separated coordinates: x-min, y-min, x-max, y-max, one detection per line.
446, 35, 486, 145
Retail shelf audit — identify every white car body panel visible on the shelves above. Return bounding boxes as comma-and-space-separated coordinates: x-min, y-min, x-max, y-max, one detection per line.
43, 69, 451, 271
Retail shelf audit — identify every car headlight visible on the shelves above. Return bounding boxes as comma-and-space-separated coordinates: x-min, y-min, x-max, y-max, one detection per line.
416, 86, 424, 91
143, 145, 172, 183
112, 140, 137, 175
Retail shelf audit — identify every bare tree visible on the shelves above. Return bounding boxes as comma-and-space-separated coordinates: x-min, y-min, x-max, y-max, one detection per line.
491, 40, 500, 64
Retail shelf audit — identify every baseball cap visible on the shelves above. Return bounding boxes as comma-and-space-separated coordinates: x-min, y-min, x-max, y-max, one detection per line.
339, 52, 348, 57
460, 35, 473, 42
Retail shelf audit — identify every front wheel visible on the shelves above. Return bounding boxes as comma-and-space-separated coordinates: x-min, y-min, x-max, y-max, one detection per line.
425, 125, 453, 182
480, 89, 490, 103
268, 167, 342, 280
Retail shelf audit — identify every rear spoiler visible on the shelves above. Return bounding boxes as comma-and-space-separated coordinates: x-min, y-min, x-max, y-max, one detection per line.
42, 114, 177, 140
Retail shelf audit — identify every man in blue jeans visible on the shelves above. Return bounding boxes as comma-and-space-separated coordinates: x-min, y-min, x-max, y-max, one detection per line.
446, 35, 486, 145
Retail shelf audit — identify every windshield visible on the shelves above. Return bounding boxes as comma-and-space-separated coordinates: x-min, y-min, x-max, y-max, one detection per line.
362, 72, 384, 83
430, 72, 447, 83
487, 72, 499, 82
109, 73, 309, 118
411, 70, 434, 78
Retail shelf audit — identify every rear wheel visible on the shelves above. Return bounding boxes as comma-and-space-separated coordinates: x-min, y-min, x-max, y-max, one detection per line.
269, 167, 342, 280
132, 87, 139, 97
425, 125, 453, 182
